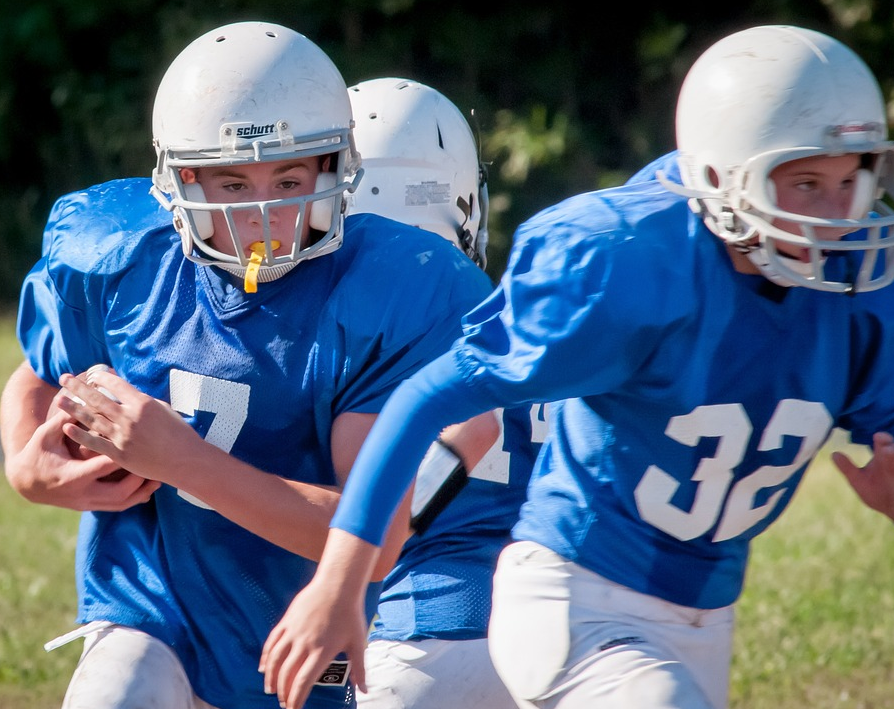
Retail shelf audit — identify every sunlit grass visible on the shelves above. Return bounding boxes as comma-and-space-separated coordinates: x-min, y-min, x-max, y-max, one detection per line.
0, 487, 80, 708
0, 311, 82, 708
730, 433, 894, 708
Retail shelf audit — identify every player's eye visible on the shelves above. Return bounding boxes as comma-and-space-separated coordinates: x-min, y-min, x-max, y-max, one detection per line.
793, 178, 818, 192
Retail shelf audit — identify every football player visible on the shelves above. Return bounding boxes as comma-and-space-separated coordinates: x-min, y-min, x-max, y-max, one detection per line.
259, 25, 894, 709
347, 77, 544, 709
0, 22, 495, 709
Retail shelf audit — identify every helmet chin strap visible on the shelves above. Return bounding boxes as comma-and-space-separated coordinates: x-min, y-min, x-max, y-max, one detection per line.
740, 240, 826, 288
744, 247, 799, 287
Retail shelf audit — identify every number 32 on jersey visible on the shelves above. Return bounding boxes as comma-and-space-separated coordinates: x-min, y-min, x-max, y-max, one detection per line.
634, 399, 832, 543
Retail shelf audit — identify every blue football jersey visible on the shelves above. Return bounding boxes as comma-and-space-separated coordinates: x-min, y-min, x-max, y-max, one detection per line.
626, 150, 680, 185
333, 156, 894, 611
370, 404, 544, 641
18, 178, 493, 708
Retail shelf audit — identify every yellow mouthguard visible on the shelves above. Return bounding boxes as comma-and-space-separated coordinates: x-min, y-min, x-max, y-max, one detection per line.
244, 240, 281, 293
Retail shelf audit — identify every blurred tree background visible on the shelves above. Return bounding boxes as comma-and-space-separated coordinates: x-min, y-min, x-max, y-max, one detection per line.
0, 0, 890, 299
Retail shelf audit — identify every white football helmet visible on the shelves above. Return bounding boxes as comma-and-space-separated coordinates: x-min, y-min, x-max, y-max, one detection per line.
664, 25, 894, 293
150, 21, 362, 286
347, 77, 488, 268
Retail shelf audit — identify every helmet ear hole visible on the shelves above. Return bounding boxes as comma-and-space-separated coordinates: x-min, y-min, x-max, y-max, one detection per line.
309, 172, 337, 231
849, 168, 876, 219
182, 182, 214, 240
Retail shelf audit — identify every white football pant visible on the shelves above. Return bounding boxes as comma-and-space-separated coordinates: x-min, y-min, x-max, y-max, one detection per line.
56, 624, 219, 709
358, 636, 517, 709
489, 541, 734, 709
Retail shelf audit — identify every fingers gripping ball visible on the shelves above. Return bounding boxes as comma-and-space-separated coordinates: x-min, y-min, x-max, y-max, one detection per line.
85, 364, 122, 404
66, 364, 129, 482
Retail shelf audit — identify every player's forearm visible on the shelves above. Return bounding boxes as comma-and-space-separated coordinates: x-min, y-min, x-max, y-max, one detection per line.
170, 444, 342, 559
332, 354, 491, 545
440, 410, 501, 470
317, 527, 381, 596
0, 362, 56, 492
201, 459, 411, 573
372, 489, 414, 580
371, 413, 499, 579
1, 363, 52, 454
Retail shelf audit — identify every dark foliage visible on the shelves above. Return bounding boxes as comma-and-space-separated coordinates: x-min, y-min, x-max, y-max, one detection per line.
0, 1, 876, 300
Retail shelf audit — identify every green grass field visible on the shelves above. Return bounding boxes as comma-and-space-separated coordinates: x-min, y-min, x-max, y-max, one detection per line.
0, 313, 84, 708
0, 314, 892, 708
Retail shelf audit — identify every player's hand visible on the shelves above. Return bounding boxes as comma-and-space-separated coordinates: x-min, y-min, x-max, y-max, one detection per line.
56, 369, 202, 488
832, 430, 894, 521
260, 579, 370, 709
6, 400, 158, 512
260, 529, 380, 709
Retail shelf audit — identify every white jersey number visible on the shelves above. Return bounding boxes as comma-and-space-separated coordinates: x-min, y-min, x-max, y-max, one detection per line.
469, 404, 550, 484
169, 369, 250, 509
634, 400, 832, 542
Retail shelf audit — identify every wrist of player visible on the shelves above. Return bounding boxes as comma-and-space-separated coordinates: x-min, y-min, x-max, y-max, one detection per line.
317, 528, 381, 590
